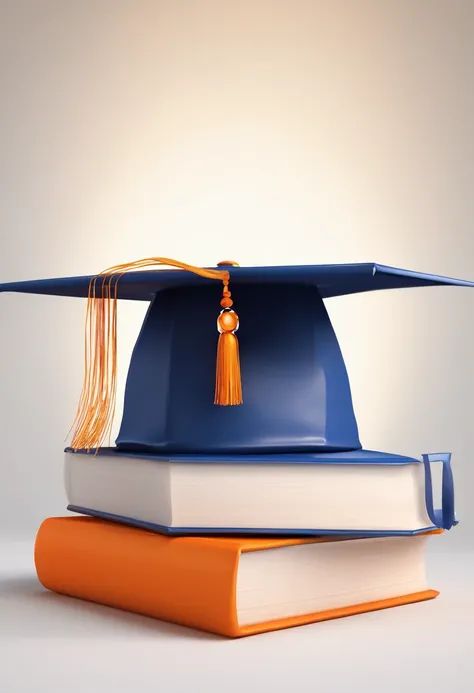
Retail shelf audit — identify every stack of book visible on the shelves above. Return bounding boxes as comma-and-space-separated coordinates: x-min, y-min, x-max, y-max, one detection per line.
1, 259, 467, 637
36, 446, 452, 637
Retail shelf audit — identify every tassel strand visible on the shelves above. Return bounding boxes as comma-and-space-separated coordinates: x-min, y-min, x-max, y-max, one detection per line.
68, 258, 242, 453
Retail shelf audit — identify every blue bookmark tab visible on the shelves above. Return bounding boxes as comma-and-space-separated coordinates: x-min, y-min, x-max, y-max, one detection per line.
422, 452, 456, 530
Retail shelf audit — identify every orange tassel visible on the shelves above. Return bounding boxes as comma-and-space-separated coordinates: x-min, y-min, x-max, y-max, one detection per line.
214, 274, 242, 405
215, 310, 243, 405
68, 257, 242, 453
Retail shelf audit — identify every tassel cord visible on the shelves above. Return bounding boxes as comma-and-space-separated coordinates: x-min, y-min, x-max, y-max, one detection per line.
68, 258, 239, 453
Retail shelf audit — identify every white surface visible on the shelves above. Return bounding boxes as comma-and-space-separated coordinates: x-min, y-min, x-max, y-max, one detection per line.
1, 538, 473, 693
65, 451, 433, 531
236, 535, 428, 625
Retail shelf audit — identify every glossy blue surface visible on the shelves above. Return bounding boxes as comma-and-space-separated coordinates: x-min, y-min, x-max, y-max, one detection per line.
422, 452, 456, 530
66, 505, 439, 537
116, 282, 360, 454
65, 446, 420, 464
1, 262, 474, 300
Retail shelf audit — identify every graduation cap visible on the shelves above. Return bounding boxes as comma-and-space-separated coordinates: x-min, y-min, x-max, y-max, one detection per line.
1, 257, 473, 458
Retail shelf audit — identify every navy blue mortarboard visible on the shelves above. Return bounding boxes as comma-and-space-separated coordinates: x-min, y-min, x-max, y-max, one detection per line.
1, 258, 473, 458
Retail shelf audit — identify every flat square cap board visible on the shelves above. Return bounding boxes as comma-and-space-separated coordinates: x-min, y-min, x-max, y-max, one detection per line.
2, 261, 474, 300
1, 260, 473, 459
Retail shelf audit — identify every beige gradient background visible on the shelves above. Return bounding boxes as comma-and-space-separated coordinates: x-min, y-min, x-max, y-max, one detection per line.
0, 2, 473, 690
1, 0, 473, 544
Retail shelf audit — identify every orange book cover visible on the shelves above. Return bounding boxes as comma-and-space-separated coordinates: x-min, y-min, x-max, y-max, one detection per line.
34, 516, 440, 638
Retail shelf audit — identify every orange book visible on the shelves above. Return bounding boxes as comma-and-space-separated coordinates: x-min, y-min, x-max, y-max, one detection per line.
34, 516, 441, 638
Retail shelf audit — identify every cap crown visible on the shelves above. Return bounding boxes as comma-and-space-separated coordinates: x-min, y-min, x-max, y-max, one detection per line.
116, 281, 360, 454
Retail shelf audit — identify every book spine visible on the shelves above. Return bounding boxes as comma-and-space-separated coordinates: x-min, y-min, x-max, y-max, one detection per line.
34, 516, 241, 637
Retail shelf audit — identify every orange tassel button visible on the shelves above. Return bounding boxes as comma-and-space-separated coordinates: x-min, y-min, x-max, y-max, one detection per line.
218, 311, 239, 332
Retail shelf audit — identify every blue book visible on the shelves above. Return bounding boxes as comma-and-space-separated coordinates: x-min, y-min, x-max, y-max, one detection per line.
64, 447, 456, 536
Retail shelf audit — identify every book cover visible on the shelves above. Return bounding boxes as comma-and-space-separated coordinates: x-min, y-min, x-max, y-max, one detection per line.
35, 516, 441, 638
